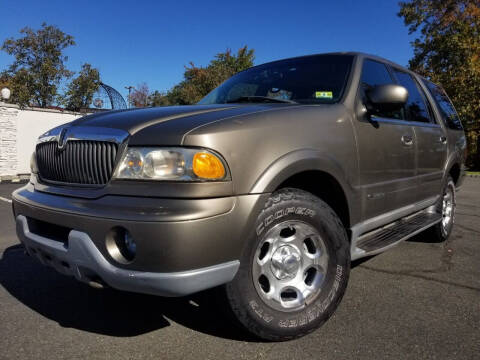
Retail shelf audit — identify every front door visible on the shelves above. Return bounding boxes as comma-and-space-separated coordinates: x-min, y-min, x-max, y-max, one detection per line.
353, 59, 417, 221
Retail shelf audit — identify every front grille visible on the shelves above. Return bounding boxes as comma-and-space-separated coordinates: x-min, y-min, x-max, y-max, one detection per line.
36, 140, 118, 185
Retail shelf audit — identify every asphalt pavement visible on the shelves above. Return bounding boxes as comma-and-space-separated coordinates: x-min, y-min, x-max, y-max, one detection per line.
0, 179, 479, 360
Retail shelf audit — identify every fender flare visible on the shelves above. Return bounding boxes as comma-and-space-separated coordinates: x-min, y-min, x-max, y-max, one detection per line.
249, 149, 356, 223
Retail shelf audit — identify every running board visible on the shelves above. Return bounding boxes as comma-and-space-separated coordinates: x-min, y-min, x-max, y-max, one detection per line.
356, 210, 442, 252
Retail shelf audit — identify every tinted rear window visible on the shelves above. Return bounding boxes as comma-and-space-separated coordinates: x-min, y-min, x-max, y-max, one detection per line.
423, 81, 463, 130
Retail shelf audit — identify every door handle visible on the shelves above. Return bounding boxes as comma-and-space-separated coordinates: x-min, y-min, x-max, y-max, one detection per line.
439, 136, 447, 144
401, 135, 413, 146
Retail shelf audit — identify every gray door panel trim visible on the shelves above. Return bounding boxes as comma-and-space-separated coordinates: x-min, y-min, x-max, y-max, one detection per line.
360, 175, 417, 189
416, 171, 444, 179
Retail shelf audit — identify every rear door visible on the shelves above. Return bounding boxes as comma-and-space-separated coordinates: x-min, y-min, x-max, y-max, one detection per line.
390, 68, 447, 201
354, 59, 417, 220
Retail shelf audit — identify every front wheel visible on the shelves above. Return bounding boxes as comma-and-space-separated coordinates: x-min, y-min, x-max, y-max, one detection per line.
225, 188, 350, 341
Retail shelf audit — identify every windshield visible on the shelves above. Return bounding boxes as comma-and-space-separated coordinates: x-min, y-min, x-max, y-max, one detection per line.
199, 54, 353, 105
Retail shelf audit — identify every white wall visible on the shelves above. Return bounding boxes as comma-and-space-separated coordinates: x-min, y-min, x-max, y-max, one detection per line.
0, 103, 85, 176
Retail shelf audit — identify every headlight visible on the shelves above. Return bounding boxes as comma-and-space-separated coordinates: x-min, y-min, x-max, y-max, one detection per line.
113, 147, 229, 181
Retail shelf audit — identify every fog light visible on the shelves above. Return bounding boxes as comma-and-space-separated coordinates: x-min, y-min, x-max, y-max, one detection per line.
106, 227, 136, 263
123, 231, 136, 258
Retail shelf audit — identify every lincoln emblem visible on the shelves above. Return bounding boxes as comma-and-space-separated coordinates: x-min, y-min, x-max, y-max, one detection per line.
58, 128, 68, 150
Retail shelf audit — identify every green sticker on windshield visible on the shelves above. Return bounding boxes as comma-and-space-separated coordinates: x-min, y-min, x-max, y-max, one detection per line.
315, 91, 333, 99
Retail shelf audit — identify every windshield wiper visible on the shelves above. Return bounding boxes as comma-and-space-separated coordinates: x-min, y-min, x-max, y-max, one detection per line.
226, 96, 297, 104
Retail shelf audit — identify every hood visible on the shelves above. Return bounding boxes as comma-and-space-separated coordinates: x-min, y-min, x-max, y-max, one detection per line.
64, 104, 290, 146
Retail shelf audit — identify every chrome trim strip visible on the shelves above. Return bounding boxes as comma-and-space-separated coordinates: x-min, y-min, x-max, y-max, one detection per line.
38, 126, 129, 145
367, 116, 441, 128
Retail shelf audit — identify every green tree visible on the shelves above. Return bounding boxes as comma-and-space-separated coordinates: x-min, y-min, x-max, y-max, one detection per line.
1, 23, 75, 107
166, 46, 255, 105
64, 63, 100, 111
0, 69, 35, 106
129, 83, 149, 107
0, 71, 11, 90
398, 0, 480, 169
148, 90, 170, 107
0, 71, 13, 100
126, 47, 255, 108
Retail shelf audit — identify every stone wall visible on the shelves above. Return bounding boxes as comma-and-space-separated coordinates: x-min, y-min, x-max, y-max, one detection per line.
0, 105, 19, 176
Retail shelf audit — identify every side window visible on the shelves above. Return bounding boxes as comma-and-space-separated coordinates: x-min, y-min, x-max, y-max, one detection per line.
423, 80, 463, 130
360, 60, 403, 119
392, 69, 432, 123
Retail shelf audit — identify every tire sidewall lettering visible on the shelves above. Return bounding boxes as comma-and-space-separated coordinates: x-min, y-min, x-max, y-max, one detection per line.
256, 207, 316, 236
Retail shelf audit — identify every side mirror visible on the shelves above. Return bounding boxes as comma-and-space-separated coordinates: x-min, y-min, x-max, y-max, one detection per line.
366, 84, 408, 113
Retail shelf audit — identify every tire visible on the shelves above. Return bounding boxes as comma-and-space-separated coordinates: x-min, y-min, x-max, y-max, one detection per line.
225, 188, 350, 341
427, 176, 456, 242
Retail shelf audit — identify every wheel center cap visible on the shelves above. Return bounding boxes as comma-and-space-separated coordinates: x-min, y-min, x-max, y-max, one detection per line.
271, 245, 301, 280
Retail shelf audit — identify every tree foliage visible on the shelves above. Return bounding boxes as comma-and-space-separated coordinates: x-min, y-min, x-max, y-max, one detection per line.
148, 90, 171, 107
129, 83, 149, 108
0, 71, 11, 90
1, 23, 75, 108
398, 0, 480, 168
154, 46, 255, 106
64, 63, 100, 111
0, 71, 14, 99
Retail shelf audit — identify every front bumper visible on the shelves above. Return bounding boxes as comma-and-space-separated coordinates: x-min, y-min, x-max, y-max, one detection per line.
16, 215, 239, 296
12, 183, 269, 296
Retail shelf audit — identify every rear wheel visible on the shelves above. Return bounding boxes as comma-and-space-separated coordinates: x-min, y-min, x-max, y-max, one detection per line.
428, 177, 456, 242
225, 188, 350, 341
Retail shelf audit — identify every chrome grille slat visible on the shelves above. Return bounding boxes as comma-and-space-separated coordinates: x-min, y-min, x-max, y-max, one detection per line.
101, 143, 108, 183
36, 140, 118, 185
86, 142, 93, 183
106, 143, 112, 175
72, 142, 79, 182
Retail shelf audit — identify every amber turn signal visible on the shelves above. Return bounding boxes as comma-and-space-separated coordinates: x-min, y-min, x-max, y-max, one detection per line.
193, 152, 226, 179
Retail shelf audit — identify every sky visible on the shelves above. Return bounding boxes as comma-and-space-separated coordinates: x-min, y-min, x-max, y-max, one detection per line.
0, 0, 416, 101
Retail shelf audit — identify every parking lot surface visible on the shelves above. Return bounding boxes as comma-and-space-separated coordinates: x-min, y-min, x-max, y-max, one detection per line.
0, 179, 479, 359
